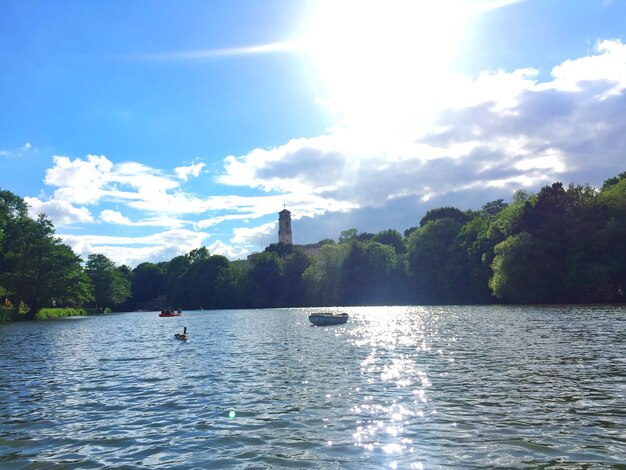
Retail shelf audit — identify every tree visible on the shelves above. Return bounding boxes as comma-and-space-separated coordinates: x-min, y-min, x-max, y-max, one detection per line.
187, 247, 210, 264
489, 232, 559, 303
131, 263, 164, 307
371, 229, 406, 254
280, 248, 311, 306
265, 242, 295, 258
163, 255, 190, 305
86, 254, 131, 311
420, 207, 469, 227
338, 228, 358, 243
338, 241, 369, 304
408, 218, 463, 303
0, 190, 95, 317
302, 243, 350, 306
481, 199, 508, 217
170, 255, 231, 309
41, 243, 93, 308
601, 171, 626, 190
247, 251, 282, 308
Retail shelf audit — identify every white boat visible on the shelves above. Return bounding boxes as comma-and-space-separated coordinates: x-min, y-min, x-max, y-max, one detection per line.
308, 312, 349, 326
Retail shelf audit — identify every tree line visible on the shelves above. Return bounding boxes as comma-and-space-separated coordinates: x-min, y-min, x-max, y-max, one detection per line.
1, 172, 625, 319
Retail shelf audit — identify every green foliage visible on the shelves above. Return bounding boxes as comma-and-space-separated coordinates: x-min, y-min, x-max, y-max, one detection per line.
4, 170, 626, 314
489, 232, 558, 303
0, 308, 11, 322
338, 228, 358, 243
131, 262, 164, 305
408, 217, 464, 303
280, 248, 311, 306
371, 229, 406, 254
35, 307, 88, 320
247, 251, 282, 308
264, 242, 295, 257
169, 254, 232, 309
86, 253, 131, 311
600, 171, 626, 190
420, 206, 470, 227
0, 191, 95, 319
481, 199, 508, 216
302, 243, 350, 306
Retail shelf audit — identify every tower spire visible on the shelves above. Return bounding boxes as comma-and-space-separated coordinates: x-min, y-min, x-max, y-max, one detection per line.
278, 206, 292, 244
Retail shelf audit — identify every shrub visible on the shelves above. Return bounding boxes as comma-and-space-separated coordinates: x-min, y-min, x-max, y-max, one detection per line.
34, 308, 88, 320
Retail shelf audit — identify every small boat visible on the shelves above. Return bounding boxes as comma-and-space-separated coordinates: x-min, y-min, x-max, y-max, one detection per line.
308, 312, 349, 326
175, 327, 188, 341
159, 308, 182, 317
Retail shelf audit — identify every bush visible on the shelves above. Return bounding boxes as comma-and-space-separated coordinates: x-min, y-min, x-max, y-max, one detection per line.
0, 308, 12, 322
34, 308, 89, 320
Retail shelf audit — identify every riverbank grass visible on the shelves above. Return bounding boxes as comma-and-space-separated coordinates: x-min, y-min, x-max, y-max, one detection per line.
35, 308, 90, 320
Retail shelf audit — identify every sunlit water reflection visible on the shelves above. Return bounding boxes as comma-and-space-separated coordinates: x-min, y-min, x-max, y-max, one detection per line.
1, 306, 624, 468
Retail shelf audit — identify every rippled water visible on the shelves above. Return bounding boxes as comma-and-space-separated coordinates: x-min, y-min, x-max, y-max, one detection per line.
1, 306, 625, 469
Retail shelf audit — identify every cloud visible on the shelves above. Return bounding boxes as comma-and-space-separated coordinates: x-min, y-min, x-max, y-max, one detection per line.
40, 154, 209, 215
100, 209, 132, 225
549, 39, 626, 96
59, 229, 212, 267
99, 209, 189, 229
24, 197, 94, 225
175, 162, 206, 181
213, 39, 626, 247
125, 41, 297, 62
45, 155, 113, 204
30, 39, 626, 265
231, 221, 277, 247
0, 142, 34, 158
207, 239, 249, 260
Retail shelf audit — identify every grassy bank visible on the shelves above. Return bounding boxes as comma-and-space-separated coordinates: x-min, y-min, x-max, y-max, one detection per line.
35, 308, 90, 320
0, 307, 112, 322
0, 308, 11, 322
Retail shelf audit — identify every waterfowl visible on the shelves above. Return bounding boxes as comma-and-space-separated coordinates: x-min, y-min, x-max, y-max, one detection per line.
174, 326, 188, 341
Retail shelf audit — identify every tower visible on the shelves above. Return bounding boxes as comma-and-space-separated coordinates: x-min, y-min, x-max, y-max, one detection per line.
278, 207, 292, 244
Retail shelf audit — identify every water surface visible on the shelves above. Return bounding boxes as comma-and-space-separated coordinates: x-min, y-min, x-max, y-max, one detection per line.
1, 306, 625, 468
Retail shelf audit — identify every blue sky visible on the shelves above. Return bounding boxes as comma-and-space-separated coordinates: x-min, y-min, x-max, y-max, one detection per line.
1, 0, 626, 266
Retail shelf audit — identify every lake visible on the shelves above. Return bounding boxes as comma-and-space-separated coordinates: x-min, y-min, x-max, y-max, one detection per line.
1, 306, 625, 468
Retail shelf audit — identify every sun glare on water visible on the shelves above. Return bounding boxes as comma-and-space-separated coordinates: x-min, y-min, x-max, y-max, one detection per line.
298, 0, 473, 119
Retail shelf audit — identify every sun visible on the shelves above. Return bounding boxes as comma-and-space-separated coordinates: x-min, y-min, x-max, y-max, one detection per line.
297, 0, 472, 119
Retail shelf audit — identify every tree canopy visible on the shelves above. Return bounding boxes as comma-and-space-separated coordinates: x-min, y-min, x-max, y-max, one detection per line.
2, 172, 625, 318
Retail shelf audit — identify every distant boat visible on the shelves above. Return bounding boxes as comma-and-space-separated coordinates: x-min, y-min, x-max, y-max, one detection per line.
308, 312, 349, 326
159, 308, 182, 317
175, 326, 188, 341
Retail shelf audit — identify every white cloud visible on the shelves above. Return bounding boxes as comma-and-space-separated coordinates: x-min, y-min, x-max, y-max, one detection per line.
24, 197, 93, 225
58, 229, 212, 267
30, 39, 626, 264
549, 39, 626, 97
45, 155, 112, 205
99, 209, 188, 229
175, 162, 205, 181
207, 239, 249, 260
219, 39, 626, 209
231, 221, 277, 246
100, 209, 132, 225
39, 154, 215, 220
0, 142, 34, 158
